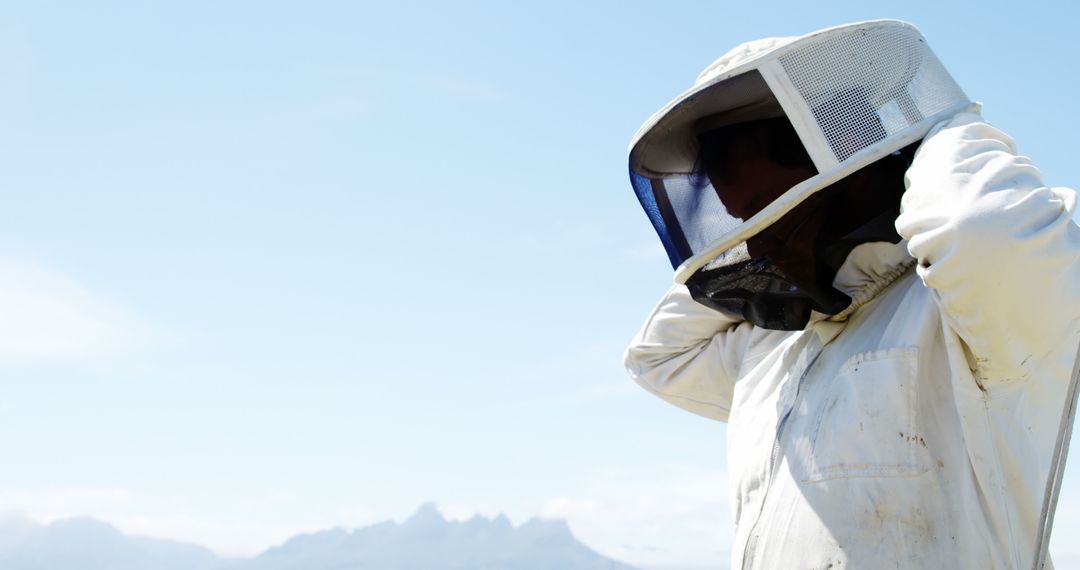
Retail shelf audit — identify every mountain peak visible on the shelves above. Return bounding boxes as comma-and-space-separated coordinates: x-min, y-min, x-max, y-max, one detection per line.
251, 504, 639, 569
403, 502, 445, 525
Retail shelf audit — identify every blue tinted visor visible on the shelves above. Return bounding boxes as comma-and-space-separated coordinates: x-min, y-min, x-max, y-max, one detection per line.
629, 167, 744, 269
628, 70, 800, 270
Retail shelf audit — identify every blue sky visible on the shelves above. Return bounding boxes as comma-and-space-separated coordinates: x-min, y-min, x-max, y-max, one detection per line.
1, 2, 1078, 569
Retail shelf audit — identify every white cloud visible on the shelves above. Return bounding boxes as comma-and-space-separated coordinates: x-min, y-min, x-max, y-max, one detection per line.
98, 513, 328, 557
0, 488, 142, 519
0, 258, 147, 358
540, 464, 732, 570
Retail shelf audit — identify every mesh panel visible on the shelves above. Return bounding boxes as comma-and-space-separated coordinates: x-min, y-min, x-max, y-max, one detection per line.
632, 169, 796, 271
630, 169, 688, 267
629, 70, 792, 269
779, 24, 966, 162
630, 143, 781, 270
662, 176, 745, 257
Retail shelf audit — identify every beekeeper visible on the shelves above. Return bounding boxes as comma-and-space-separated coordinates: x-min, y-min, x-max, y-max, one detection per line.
624, 20, 1080, 569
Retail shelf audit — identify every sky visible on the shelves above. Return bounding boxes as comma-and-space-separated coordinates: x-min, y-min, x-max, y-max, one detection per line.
1, 1, 1078, 569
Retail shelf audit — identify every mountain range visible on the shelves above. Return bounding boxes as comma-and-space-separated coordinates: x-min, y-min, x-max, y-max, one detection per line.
0, 504, 640, 570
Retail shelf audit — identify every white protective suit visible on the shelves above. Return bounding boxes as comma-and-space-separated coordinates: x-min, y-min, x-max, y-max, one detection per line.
625, 112, 1080, 568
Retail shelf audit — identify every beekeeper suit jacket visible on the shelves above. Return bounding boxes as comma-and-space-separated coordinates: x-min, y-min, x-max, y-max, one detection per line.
625, 112, 1080, 569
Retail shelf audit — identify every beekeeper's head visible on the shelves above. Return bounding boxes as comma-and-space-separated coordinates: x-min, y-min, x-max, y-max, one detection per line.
628, 20, 972, 329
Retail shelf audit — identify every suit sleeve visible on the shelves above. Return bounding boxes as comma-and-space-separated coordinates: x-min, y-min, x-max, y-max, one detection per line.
896, 112, 1080, 387
623, 284, 758, 422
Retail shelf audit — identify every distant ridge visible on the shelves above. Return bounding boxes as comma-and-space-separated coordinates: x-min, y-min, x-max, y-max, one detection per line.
234, 502, 639, 570
0, 504, 640, 570
0, 515, 222, 570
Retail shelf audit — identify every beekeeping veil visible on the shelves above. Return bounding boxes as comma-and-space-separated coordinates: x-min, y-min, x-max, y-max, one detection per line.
629, 20, 972, 330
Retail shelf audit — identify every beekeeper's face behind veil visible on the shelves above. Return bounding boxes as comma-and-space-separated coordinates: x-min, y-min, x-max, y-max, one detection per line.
628, 20, 974, 330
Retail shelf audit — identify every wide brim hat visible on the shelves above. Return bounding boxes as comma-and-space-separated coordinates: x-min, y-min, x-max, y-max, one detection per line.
627, 19, 974, 283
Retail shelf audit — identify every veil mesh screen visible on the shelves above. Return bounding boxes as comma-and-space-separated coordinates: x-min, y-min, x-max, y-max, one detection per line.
778, 24, 967, 162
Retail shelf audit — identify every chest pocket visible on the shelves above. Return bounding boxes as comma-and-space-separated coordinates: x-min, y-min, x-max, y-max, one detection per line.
801, 347, 928, 483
